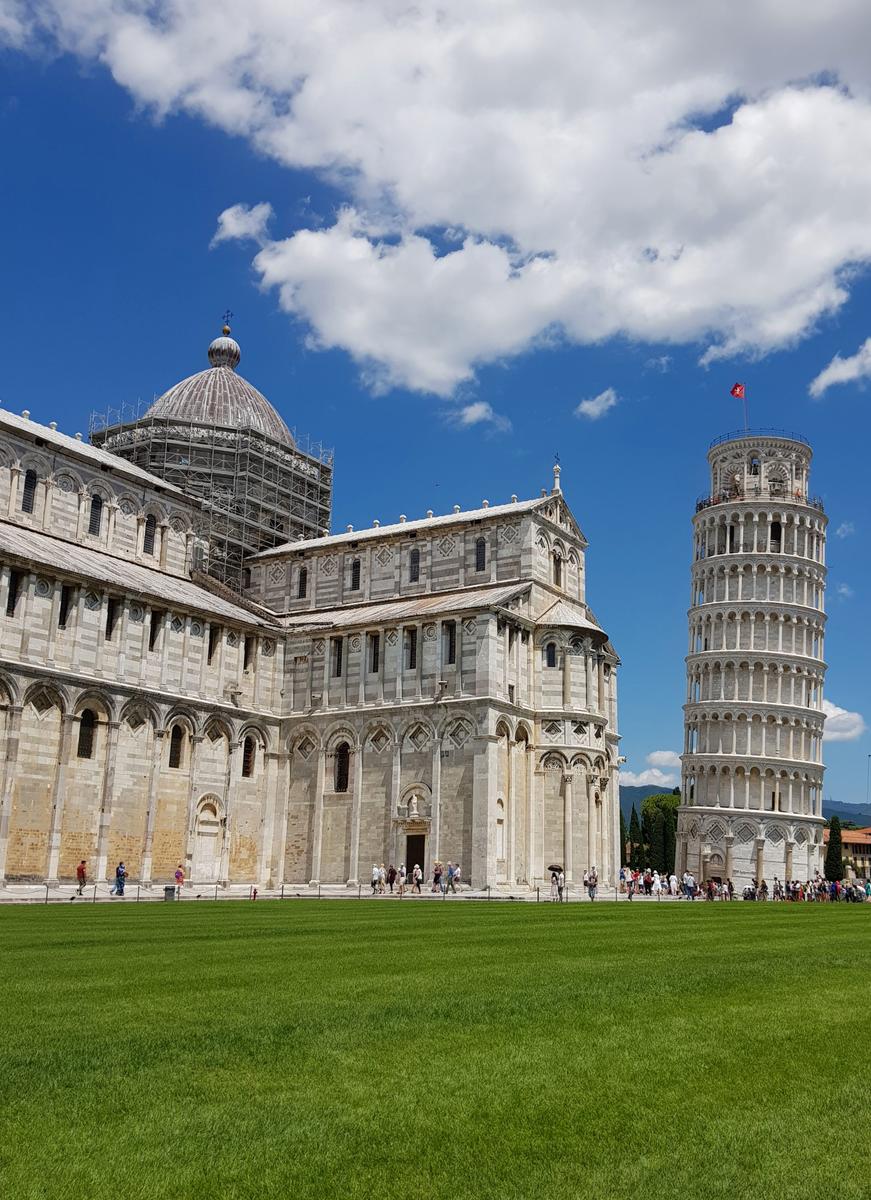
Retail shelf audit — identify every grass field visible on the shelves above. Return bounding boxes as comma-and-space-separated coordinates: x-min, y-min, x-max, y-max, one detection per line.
1, 901, 868, 1200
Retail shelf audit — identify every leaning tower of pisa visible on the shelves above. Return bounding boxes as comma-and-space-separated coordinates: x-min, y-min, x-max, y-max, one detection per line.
676, 430, 828, 887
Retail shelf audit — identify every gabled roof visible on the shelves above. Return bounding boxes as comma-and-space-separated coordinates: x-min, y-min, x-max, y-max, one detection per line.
0, 520, 275, 628
282, 581, 529, 631
253, 492, 579, 559
0, 409, 191, 500
536, 598, 602, 633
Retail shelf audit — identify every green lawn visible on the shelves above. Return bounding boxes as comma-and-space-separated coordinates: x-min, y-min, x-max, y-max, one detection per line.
1, 901, 868, 1200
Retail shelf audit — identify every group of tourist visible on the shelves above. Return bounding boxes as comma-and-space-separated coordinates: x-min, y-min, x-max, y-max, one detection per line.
620, 866, 871, 901
370, 861, 462, 896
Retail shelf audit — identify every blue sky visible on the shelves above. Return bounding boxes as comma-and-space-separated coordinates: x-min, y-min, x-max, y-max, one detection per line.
0, 6, 868, 803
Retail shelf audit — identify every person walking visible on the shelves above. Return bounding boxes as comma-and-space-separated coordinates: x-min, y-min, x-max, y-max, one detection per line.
412, 863, 422, 894
587, 866, 598, 901
174, 864, 184, 899
371, 864, 379, 895
557, 869, 566, 902
110, 861, 127, 897
76, 860, 87, 896
445, 862, 457, 894
397, 864, 406, 897
550, 871, 559, 901
387, 864, 397, 894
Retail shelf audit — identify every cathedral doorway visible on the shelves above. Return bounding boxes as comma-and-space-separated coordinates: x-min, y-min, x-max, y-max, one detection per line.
192, 798, 222, 883
405, 833, 425, 877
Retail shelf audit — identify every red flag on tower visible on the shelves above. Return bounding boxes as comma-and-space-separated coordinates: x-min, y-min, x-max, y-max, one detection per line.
730, 382, 745, 399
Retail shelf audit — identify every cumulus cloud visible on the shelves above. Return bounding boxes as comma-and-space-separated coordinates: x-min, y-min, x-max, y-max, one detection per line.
447, 401, 511, 432
211, 202, 274, 248
809, 337, 871, 397
620, 767, 679, 788
12, 3, 871, 392
835, 521, 855, 538
576, 387, 619, 421
823, 699, 867, 742
836, 582, 854, 600
620, 750, 682, 788
646, 750, 682, 769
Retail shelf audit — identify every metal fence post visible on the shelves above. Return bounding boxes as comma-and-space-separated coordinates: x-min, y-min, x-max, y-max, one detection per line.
93, 884, 98, 904
281, 884, 284, 901
318, 884, 321, 900
137, 886, 140, 903
44, 883, 49, 904
214, 884, 218, 901
487, 885, 491, 901
536, 886, 540, 902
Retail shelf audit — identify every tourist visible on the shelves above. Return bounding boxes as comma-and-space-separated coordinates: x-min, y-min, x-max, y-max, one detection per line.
445, 862, 457, 893
76, 860, 87, 896
619, 866, 626, 893
371, 864, 379, 895
412, 863, 422, 893
550, 871, 559, 901
397, 864, 406, 897
387, 864, 397, 893
379, 863, 387, 893
652, 870, 662, 897
453, 863, 462, 889
175, 864, 184, 898
110, 861, 127, 896
587, 866, 598, 901
432, 861, 442, 893
558, 869, 566, 902
669, 873, 678, 896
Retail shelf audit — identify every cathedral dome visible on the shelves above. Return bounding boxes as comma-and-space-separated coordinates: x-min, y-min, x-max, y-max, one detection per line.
145, 326, 295, 448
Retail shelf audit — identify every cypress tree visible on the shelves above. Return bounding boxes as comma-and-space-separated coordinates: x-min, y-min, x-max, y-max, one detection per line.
825, 816, 844, 881
629, 805, 643, 870
650, 808, 666, 874
620, 808, 629, 866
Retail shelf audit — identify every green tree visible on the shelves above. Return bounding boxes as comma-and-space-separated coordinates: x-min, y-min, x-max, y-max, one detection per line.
620, 809, 629, 866
650, 808, 667, 874
825, 816, 844, 881
642, 792, 682, 874
628, 805, 643, 870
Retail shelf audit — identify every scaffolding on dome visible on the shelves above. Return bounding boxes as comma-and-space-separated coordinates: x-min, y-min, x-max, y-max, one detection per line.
89, 399, 333, 591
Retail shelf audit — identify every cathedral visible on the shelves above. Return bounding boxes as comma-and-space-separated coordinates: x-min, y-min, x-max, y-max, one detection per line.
0, 327, 620, 891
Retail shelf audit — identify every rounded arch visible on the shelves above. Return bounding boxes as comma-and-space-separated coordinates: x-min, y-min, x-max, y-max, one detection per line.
539, 750, 567, 769
238, 721, 272, 752
71, 689, 115, 721
324, 722, 360, 752
0, 671, 21, 706
287, 725, 321, 756
23, 681, 68, 715
165, 708, 199, 738
514, 719, 533, 744
400, 717, 436, 748
118, 697, 160, 731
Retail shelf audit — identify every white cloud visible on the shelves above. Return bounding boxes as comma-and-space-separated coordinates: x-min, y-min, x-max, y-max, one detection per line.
646, 750, 681, 769
836, 582, 854, 600
835, 521, 855, 538
823, 699, 867, 742
619, 767, 678, 789
809, 337, 871, 398
12, 3, 871, 393
211, 202, 274, 248
645, 355, 672, 373
448, 401, 511, 432
576, 387, 619, 421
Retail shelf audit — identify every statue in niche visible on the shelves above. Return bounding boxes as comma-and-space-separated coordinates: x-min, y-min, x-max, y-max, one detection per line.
408, 793, 420, 817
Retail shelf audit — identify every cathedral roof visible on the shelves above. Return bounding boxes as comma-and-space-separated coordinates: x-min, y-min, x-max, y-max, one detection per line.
0, 519, 276, 629
143, 326, 296, 448
0, 409, 190, 499
281, 581, 530, 630
536, 598, 602, 633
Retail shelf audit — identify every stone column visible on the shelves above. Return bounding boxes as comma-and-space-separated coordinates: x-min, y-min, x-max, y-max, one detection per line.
430, 735, 442, 866
586, 774, 596, 874
218, 739, 240, 887
562, 651, 571, 708
755, 838, 765, 883
0, 705, 23, 883
584, 653, 593, 711
471, 734, 498, 887
309, 745, 327, 885
506, 740, 517, 884
256, 749, 281, 886
7, 465, 20, 517
347, 743, 363, 886
182, 735, 204, 873
563, 771, 574, 883
785, 840, 794, 881
526, 748, 536, 886
45, 713, 76, 885
93, 720, 121, 882
139, 729, 166, 887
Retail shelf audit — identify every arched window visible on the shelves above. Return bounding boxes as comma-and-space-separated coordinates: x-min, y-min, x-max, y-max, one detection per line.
76, 708, 96, 759
475, 536, 486, 572
409, 547, 420, 583
169, 724, 185, 769
771, 520, 782, 551
545, 642, 557, 668
297, 566, 308, 599
334, 742, 350, 793
88, 494, 104, 536
21, 469, 37, 514
143, 514, 157, 556
242, 735, 256, 778
350, 558, 361, 591
553, 554, 562, 588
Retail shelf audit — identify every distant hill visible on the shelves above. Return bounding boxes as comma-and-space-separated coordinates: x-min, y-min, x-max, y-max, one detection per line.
619, 785, 677, 821
822, 800, 871, 827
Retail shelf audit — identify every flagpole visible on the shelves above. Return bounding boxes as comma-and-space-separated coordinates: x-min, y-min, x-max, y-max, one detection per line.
744, 389, 748, 432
